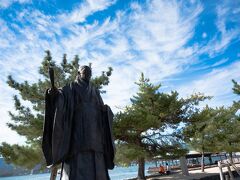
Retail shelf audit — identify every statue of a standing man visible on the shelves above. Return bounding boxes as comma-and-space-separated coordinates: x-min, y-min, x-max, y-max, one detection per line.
42, 65, 115, 180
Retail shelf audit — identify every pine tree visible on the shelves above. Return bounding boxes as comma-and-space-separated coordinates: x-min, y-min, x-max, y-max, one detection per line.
210, 106, 240, 162
183, 106, 217, 172
232, 80, 240, 110
183, 105, 240, 170
232, 80, 240, 95
0, 50, 113, 169
114, 73, 208, 179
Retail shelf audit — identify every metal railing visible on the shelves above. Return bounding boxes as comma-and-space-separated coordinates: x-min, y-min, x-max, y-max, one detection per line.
218, 158, 240, 180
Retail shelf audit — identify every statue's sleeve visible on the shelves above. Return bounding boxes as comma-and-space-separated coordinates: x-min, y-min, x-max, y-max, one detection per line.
103, 105, 115, 169
42, 84, 74, 167
42, 89, 59, 166
96, 88, 104, 105
95, 88, 115, 168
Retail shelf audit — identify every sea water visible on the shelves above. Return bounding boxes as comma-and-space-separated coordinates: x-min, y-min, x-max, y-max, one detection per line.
0, 163, 155, 180
0, 156, 225, 180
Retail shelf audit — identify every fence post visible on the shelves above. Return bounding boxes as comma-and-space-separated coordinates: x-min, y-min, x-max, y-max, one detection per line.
226, 164, 234, 180
218, 161, 224, 180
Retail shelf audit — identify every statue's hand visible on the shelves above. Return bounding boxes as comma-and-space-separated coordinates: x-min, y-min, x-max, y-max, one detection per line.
48, 87, 58, 95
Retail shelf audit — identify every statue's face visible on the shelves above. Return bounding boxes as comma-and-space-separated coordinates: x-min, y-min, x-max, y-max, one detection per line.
80, 66, 92, 82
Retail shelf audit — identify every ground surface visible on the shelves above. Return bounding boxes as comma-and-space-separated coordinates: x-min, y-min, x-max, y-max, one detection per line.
147, 164, 240, 180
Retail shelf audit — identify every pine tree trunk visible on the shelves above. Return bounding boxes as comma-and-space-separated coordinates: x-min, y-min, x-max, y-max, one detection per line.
201, 152, 205, 172
137, 157, 145, 180
180, 156, 189, 176
201, 136, 205, 172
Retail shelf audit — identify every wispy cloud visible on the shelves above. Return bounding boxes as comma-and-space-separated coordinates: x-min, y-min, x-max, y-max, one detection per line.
211, 58, 228, 67
58, 0, 116, 24
0, 0, 239, 144
199, 1, 240, 58
0, 83, 26, 144
0, 0, 31, 8
70, 0, 204, 108
177, 61, 240, 107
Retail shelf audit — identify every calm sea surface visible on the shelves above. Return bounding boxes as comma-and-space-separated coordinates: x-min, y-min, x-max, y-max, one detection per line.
0, 164, 154, 180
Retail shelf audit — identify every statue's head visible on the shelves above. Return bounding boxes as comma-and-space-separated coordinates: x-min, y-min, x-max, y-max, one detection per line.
79, 65, 92, 82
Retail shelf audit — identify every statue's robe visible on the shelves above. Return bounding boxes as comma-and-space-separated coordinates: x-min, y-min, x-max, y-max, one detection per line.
42, 78, 115, 180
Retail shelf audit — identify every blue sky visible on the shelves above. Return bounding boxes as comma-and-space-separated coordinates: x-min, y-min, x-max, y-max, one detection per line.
0, 0, 239, 144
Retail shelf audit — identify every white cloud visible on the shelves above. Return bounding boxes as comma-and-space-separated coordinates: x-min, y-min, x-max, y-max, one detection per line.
202, 32, 207, 38
0, 80, 26, 144
58, 0, 116, 25
199, 2, 240, 57
0, 0, 204, 144
0, 0, 239, 145
211, 58, 228, 67
0, 0, 120, 144
177, 61, 240, 107
0, 0, 31, 8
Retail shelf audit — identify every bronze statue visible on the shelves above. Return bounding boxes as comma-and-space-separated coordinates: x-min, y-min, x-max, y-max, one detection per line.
42, 65, 115, 180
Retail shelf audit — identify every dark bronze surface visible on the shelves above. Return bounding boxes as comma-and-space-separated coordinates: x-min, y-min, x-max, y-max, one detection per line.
42, 66, 115, 180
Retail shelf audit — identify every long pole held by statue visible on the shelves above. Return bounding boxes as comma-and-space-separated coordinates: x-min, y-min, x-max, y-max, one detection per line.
48, 65, 58, 180
49, 66, 55, 90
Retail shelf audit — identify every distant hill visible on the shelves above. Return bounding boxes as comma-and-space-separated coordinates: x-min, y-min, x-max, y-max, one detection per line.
0, 157, 50, 177
0, 157, 30, 177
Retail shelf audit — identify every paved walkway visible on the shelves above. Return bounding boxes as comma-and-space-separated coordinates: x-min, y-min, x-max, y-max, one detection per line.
147, 164, 240, 180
